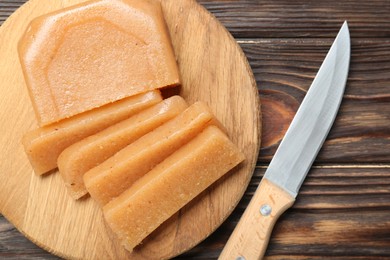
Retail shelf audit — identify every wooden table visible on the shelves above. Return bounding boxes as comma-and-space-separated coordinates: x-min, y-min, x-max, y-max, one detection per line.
1, 0, 389, 259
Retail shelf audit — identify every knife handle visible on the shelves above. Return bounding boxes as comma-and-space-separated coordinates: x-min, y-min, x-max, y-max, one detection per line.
219, 178, 295, 260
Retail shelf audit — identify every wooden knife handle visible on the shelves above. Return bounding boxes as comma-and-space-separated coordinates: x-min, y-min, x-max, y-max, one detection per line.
219, 178, 295, 260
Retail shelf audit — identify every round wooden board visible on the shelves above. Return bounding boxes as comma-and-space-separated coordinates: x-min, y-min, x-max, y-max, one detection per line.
0, 0, 261, 259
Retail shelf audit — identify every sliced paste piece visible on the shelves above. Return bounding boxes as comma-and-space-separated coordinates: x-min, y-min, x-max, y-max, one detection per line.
58, 96, 188, 199
23, 91, 162, 175
103, 125, 245, 252
84, 101, 222, 206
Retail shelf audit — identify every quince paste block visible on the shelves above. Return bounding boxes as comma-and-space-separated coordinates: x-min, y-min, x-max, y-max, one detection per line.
84, 101, 222, 206
23, 91, 162, 176
18, 0, 180, 126
58, 96, 188, 200
103, 126, 245, 252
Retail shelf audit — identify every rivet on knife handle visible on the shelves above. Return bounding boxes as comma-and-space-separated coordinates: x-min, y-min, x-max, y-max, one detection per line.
219, 179, 294, 260
220, 21, 350, 260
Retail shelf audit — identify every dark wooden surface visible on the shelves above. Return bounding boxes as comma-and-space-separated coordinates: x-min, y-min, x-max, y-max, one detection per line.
1, 0, 390, 259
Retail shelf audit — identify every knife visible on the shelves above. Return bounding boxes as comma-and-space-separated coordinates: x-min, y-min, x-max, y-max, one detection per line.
219, 21, 350, 260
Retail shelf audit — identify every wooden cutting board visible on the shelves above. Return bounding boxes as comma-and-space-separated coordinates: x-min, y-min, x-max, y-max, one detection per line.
0, 0, 261, 259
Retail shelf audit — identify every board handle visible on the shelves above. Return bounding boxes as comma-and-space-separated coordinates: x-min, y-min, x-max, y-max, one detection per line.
219, 178, 295, 260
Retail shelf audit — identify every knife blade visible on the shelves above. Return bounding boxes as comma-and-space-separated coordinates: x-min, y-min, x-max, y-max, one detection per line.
219, 21, 350, 260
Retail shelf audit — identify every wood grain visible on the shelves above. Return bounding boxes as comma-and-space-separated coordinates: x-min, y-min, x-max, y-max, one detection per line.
198, 0, 390, 38
222, 167, 390, 258
0, 0, 260, 259
1, 2, 389, 164
220, 178, 295, 259
0, 215, 58, 260
8, 0, 390, 39
1, 167, 390, 258
1, 0, 390, 259
179, 167, 390, 258
244, 39, 390, 162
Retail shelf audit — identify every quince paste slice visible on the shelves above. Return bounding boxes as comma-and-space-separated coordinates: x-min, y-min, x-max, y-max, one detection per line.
103, 125, 245, 252
84, 102, 222, 206
22, 91, 162, 175
58, 96, 188, 200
